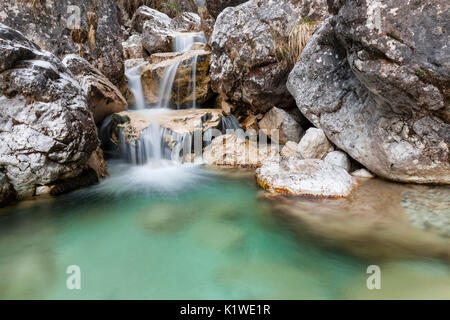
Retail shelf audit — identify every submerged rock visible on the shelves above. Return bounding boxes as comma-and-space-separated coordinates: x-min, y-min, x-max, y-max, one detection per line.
203, 134, 279, 168
287, 1, 450, 184
298, 128, 331, 160
256, 157, 356, 197
62, 55, 128, 125
0, 0, 124, 84
258, 107, 304, 145
0, 24, 101, 203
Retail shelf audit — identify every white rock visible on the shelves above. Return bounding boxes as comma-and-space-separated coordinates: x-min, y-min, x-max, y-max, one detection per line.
259, 107, 304, 145
351, 169, 375, 178
281, 141, 302, 158
324, 151, 351, 172
256, 157, 357, 197
298, 128, 331, 159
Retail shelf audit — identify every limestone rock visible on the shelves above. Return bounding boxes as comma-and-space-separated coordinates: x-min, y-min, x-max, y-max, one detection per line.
259, 107, 304, 144
324, 151, 351, 172
281, 141, 302, 158
287, 1, 450, 184
0, 24, 101, 203
203, 134, 279, 168
62, 55, 128, 125
123, 35, 145, 60
123, 0, 199, 19
256, 157, 357, 197
298, 128, 330, 159
170, 12, 202, 32
0, 0, 124, 84
210, 0, 327, 112
206, 0, 248, 18
351, 169, 375, 179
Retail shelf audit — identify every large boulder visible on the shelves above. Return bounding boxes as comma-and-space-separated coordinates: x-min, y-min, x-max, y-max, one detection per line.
0, 0, 124, 85
62, 55, 128, 125
0, 24, 102, 204
205, 0, 247, 18
210, 0, 328, 113
256, 157, 357, 197
287, 1, 450, 184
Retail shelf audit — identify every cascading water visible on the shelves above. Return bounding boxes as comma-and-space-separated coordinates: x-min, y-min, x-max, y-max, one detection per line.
125, 63, 147, 110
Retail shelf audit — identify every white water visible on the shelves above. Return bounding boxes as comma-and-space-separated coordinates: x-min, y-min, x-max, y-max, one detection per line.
125, 63, 147, 109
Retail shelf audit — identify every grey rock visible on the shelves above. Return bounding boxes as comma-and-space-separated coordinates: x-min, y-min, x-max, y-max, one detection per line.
170, 12, 202, 32
62, 54, 128, 125
205, 0, 247, 18
123, 35, 146, 60
287, 1, 450, 184
122, 0, 198, 19
0, 0, 124, 85
298, 128, 330, 159
0, 24, 100, 203
256, 157, 356, 197
259, 107, 304, 144
324, 151, 351, 172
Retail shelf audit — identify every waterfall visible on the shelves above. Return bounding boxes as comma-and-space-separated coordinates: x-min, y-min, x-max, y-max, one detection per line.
157, 61, 182, 109
125, 63, 147, 109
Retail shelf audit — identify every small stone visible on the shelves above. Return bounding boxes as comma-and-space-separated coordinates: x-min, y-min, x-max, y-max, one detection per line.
324, 151, 351, 172
351, 169, 375, 179
298, 128, 331, 159
259, 107, 304, 145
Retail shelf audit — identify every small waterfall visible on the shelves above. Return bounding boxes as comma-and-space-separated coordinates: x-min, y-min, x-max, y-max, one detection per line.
125, 63, 147, 109
157, 61, 182, 109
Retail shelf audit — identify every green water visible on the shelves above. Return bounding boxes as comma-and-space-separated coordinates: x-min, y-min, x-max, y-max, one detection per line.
0, 162, 449, 300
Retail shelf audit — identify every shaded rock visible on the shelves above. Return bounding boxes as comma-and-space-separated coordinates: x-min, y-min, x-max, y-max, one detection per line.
210, 0, 327, 113
0, 24, 100, 202
259, 107, 304, 144
287, 2, 450, 184
203, 134, 279, 168
298, 128, 330, 159
281, 141, 302, 158
122, 35, 145, 60
256, 157, 357, 197
351, 169, 375, 179
62, 55, 128, 125
241, 114, 260, 133
139, 49, 211, 107
324, 151, 351, 172
0, 172, 15, 206
0, 0, 124, 84
206, 0, 248, 18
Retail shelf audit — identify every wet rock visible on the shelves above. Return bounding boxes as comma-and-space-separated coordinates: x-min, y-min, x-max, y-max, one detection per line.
203, 134, 279, 168
256, 157, 357, 197
281, 141, 302, 158
0, 24, 100, 202
324, 151, 351, 172
62, 55, 128, 125
298, 128, 330, 159
351, 169, 375, 179
0, 0, 124, 85
287, 1, 450, 184
259, 107, 304, 144
123, 35, 145, 60
139, 49, 211, 107
401, 188, 450, 238
0, 172, 15, 206
210, 0, 327, 113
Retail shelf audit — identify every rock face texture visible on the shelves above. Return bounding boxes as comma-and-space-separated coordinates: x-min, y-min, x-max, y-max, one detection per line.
62, 55, 128, 125
258, 107, 304, 144
0, 24, 101, 204
210, 0, 328, 113
205, 0, 247, 18
122, 0, 198, 19
256, 157, 356, 197
298, 128, 331, 160
0, 0, 124, 85
287, 1, 450, 184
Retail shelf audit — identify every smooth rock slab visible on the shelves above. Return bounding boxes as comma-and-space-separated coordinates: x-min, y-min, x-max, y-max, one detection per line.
256, 157, 357, 197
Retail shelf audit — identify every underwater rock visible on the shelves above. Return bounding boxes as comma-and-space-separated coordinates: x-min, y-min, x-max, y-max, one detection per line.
0, 24, 101, 202
203, 134, 279, 169
256, 157, 356, 197
62, 54, 128, 125
298, 128, 331, 160
0, 0, 124, 85
324, 151, 351, 172
287, 1, 450, 184
259, 107, 304, 144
